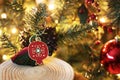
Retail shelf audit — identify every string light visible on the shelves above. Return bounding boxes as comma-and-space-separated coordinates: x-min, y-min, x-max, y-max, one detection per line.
11, 27, 18, 34
1, 13, 7, 19
55, 20, 58, 24
89, 21, 93, 26
48, 4, 55, 10
2, 55, 9, 60
99, 17, 107, 23
117, 74, 120, 79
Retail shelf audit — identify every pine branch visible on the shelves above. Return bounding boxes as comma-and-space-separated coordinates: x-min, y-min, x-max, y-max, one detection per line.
107, 0, 120, 27
24, 3, 47, 33
58, 22, 98, 44
0, 33, 17, 53
8, 0, 24, 12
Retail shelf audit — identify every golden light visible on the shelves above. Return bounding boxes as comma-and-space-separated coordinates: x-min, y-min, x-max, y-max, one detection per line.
55, 20, 58, 24
35, 0, 44, 4
1, 13, 7, 19
117, 74, 120, 79
89, 21, 93, 26
0, 29, 2, 36
2, 55, 9, 60
48, 4, 55, 10
11, 27, 18, 34
24, 0, 36, 12
99, 17, 108, 23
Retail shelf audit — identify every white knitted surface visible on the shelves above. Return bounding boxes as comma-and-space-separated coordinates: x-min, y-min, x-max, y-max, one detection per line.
0, 57, 74, 80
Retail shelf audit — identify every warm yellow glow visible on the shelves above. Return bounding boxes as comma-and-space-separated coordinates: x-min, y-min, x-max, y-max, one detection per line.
11, 27, 18, 34
2, 55, 9, 60
89, 21, 93, 25
55, 20, 58, 24
99, 17, 107, 23
117, 74, 120, 79
4, 27, 7, 31
35, 0, 44, 4
0, 29, 2, 36
1, 13, 7, 19
48, 4, 55, 10
24, 0, 36, 12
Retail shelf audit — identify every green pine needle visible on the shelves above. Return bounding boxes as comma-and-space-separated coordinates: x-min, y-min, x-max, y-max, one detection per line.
0, 33, 17, 53
24, 3, 47, 33
107, 0, 120, 27
58, 22, 98, 44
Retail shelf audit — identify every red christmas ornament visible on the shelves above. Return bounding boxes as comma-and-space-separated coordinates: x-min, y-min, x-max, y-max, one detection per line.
85, 0, 94, 4
97, 8, 101, 12
107, 27, 113, 33
28, 41, 48, 64
102, 26, 107, 30
101, 39, 120, 74
89, 14, 96, 20
95, 40, 101, 45
94, 2, 99, 7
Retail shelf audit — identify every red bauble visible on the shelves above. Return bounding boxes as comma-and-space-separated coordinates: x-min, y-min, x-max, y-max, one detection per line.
107, 27, 113, 33
89, 14, 96, 20
85, 0, 94, 4
101, 39, 120, 74
94, 2, 99, 7
95, 40, 101, 45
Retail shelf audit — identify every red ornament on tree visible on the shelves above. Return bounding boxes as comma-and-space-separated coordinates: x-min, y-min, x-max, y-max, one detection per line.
100, 38, 120, 74
107, 27, 113, 33
85, 0, 94, 4
28, 41, 48, 64
93, 2, 99, 7
89, 14, 97, 20
95, 40, 101, 45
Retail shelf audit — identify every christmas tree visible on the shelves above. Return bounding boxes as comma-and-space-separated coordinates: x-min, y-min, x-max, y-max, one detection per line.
0, 0, 120, 80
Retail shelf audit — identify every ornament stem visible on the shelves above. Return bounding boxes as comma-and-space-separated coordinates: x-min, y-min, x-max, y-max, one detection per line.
29, 34, 41, 43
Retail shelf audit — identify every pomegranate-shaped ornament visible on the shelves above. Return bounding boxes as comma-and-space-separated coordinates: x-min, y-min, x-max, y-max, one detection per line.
11, 35, 49, 66
28, 36, 48, 64
101, 36, 120, 74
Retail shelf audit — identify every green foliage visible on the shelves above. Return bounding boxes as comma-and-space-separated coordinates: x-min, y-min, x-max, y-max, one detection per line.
58, 22, 98, 44
107, 0, 120, 27
24, 3, 47, 33
0, 33, 17, 53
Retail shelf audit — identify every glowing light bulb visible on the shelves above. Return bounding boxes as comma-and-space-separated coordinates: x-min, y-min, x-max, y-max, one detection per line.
89, 21, 93, 26
117, 74, 120, 78
99, 17, 107, 23
2, 55, 8, 60
48, 4, 55, 10
55, 20, 58, 24
1, 13, 7, 19
11, 27, 17, 34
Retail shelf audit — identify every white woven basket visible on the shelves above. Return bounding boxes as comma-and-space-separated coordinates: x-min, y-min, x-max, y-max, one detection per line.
0, 57, 74, 80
